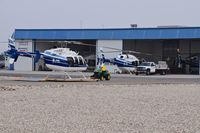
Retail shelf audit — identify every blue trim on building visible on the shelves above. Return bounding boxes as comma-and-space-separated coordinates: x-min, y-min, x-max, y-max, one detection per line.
14, 27, 200, 40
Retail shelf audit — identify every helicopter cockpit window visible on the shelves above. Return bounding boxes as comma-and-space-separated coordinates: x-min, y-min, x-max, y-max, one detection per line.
67, 57, 74, 66
78, 57, 84, 65
74, 57, 79, 64
135, 61, 139, 66
191, 56, 197, 60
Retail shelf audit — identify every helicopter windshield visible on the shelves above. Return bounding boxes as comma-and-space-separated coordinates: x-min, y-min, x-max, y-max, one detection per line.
78, 57, 84, 65
140, 62, 151, 66
74, 57, 79, 64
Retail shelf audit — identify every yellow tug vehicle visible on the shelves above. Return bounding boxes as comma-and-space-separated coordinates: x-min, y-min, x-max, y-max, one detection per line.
91, 65, 111, 81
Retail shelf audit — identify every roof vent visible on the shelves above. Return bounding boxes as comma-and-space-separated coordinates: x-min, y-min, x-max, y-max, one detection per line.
130, 24, 138, 28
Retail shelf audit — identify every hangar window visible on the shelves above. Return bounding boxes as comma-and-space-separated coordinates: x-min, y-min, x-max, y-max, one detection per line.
88, 59, 95, 66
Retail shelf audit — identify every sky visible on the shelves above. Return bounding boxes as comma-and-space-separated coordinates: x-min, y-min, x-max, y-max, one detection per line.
0, 0, 200, 51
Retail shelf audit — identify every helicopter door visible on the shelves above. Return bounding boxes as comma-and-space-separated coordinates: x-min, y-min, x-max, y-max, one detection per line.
67, 57, 74, 67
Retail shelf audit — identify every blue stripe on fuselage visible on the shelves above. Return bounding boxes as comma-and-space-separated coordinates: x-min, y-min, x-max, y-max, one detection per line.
43, 54, 68, 67
113, 58, 135, 67
43, 54, 87, 68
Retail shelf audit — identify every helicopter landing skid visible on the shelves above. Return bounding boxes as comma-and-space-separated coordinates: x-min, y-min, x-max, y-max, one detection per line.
42, 71, 96, 82
63, 71, 87, 80
64, 72, 72, 79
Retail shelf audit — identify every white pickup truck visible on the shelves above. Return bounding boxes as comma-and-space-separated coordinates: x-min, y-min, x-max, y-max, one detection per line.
136, 61, 169, 75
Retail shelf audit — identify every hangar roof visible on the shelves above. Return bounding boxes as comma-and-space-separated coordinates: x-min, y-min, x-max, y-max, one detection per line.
14, 27, 200, 40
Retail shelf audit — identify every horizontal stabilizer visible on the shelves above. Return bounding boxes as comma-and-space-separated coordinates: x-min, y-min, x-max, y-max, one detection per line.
9, 58, 15, 64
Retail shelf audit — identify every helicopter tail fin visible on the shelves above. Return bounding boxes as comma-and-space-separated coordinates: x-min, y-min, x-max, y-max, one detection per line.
8, 37, 16, 50
4, 37, 18, 64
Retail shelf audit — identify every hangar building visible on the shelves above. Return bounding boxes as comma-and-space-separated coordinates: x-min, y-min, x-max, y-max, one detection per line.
11, 27, 200, 74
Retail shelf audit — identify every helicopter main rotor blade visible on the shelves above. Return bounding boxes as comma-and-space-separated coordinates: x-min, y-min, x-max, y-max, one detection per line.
98, 50, 122, 53
65, 41, 95, 47
100, 46, 152, 55
122, 50, 152, 55
33, 40, 95, 47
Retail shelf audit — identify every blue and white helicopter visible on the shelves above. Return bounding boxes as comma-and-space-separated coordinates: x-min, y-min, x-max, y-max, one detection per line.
5, 38, 88, 78
97, 47, 148, 74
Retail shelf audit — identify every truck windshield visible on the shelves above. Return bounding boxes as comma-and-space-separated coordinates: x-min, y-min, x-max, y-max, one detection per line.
140, 62, 151, 66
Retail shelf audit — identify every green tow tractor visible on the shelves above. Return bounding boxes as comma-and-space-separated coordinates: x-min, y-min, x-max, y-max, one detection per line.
91, 66, 111, 81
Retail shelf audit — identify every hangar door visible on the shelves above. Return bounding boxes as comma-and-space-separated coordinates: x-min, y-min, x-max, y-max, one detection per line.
162, 40, 181, 74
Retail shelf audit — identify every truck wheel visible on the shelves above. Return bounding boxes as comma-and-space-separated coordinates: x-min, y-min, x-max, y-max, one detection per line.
161, 70, 166, 75
146, 69, 150, 75
135, 72, 139, 75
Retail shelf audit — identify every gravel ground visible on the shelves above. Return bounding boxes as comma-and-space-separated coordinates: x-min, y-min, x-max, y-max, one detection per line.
0, 81, 200, 133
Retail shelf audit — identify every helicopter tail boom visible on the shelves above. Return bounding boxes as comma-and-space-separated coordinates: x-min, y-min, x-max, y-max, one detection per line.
5, 38, 41, 64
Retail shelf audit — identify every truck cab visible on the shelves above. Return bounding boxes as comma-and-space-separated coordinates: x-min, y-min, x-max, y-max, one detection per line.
136, 62, 156, 75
